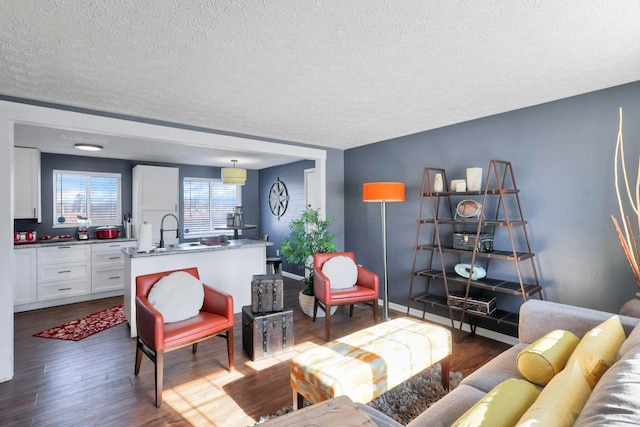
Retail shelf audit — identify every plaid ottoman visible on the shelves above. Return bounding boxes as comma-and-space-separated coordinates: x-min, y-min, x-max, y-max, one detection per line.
290, 317, 452, 409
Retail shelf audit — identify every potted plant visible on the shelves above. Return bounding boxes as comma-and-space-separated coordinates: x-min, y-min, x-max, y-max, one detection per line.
281, 207, 338, 317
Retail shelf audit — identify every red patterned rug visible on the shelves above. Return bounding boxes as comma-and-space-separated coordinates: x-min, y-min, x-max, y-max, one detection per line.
33, 304, 125, 341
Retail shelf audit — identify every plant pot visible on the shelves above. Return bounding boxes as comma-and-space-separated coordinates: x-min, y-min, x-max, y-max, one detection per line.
298, 290, 337, 318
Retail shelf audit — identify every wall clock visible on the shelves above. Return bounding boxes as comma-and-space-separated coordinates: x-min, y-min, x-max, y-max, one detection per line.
268, 178, 289, 220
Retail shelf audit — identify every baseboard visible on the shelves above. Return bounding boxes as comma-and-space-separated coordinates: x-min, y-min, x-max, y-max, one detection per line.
281, 271, 518, 346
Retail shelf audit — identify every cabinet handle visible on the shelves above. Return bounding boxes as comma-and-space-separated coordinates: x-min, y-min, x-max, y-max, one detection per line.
58, 270, 71, 274
109, 276, 121, 280
58, 287, 72, 291
57, 246, 71, 249
109, 256, 120, 260
109, 244, 120, 248
33, 208, 36, 217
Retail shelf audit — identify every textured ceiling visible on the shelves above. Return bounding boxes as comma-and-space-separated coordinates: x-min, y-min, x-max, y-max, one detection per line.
1, 1, 640, 154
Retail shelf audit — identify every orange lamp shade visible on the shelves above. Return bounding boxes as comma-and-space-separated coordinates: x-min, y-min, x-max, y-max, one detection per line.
363, 182, 405, 202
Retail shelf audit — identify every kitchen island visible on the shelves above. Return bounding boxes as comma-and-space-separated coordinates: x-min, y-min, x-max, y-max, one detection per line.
123, 239, 272, 337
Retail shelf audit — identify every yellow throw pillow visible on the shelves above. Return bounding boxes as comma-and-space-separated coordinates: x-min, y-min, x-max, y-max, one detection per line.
565, 315, 626, 389
452, 378, 540, 427
516, 361, 591, 427
517, 329, 580, 386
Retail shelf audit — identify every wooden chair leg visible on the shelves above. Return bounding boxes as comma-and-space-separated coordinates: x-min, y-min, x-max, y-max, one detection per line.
349, 304, 354, 317
134, 339, 143, 375
155, 350, 164, 408
440, 355, 451, 390
312, 297, 318, 322
372, 299, 378, 324
192, 342, 198, 353
325, 304, 331, 342
226, 329, 235, 371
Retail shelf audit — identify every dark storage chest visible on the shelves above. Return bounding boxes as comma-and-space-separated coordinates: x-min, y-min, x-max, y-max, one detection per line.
250, 274, 284, 313
242, 305, 294, 361
448, 293, 497, 315
452, 232, 494, 252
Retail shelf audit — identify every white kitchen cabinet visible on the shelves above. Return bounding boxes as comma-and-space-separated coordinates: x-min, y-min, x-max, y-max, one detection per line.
91, 240, 136, 293
14, 146, 41, 221
37, 245, 91, 301
132, 165, 179, 247
14, 248, 37, 305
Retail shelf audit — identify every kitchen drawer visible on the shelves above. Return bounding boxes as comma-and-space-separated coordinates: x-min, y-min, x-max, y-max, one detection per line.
38, 261, 90, 283
92, 267, 125, 293
92, 241, 136, 254
92, 251, 126, 268
38, 278, 91, 301
37, 245, 91, 264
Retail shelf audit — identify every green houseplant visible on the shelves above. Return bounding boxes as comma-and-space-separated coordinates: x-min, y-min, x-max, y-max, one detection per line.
281, 207, 337, 316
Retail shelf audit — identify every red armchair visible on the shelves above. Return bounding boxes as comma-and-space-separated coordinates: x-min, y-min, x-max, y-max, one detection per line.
134, 267, 234, 407
313, 252, 379, 341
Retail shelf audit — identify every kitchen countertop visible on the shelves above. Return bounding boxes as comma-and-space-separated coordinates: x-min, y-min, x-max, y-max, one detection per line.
122, 238, 272, 258
14, 237, 137, 249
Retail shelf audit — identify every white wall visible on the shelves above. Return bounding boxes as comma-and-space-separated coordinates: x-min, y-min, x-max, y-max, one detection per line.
0, 118, 15, 381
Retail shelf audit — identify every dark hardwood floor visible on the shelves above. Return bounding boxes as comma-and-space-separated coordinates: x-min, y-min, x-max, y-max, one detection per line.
1, 277, 510, 426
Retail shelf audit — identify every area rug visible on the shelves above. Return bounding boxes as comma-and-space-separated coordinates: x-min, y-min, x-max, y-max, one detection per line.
254, 365, 462, 425
33, 304, 125, 341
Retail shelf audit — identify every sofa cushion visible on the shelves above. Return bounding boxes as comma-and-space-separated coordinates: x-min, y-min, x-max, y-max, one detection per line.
517, 329, 580, 386
322, 255, 358, 289
574, 345, 640, 426
618, 316, 640, 360
566, 315, 626, 389
461, 344, 531, 393
406, 384, 487, 427
516, 361, 591, 427
148, 271, 204, 323
451, 379, 539, 427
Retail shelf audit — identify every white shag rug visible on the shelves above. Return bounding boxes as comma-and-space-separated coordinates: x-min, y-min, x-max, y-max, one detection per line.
254, 365, 462, 426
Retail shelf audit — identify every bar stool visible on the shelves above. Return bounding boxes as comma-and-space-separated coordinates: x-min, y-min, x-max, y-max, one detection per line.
266, 257, 282, 274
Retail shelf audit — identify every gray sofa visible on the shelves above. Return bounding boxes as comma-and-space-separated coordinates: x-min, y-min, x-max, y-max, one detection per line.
360, 299, 640, 426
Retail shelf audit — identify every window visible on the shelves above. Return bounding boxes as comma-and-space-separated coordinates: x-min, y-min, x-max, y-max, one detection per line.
53, 170, 122, 227
183, 178, 241, 236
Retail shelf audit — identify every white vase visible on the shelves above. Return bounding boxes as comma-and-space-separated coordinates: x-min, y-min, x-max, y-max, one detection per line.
466, 167, 483, 191
433, 173, 443, 192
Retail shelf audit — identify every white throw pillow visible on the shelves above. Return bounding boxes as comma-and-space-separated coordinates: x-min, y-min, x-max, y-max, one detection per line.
148, 271, 204, 323
321, 255, 358, 289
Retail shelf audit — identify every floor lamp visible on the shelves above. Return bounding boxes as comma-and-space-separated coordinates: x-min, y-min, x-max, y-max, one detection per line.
363, 182, 406, 320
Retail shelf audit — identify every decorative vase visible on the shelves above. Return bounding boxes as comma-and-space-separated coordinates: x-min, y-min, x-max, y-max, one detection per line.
298, 290, 337, 318
433, 173, 443, 192
466, 167, 483, 192
620, 294, 640, 318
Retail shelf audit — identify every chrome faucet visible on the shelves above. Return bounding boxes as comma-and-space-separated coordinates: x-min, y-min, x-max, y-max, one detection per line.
159, 213, 180, 248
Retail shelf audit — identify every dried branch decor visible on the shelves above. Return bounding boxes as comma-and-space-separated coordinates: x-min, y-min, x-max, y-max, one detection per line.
611, 107, 640, 295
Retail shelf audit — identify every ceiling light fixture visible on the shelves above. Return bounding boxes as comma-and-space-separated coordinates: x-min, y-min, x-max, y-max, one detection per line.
74, 143, 103, 151
221, 160, 247, 185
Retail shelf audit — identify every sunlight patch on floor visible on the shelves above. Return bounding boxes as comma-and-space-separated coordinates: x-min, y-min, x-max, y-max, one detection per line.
164, 373, 254, 426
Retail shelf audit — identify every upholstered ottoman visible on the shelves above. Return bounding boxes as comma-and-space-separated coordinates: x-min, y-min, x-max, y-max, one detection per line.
290, 317, 452, 409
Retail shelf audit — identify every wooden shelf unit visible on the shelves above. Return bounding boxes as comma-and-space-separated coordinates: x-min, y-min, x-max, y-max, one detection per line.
407, 160, 543, 334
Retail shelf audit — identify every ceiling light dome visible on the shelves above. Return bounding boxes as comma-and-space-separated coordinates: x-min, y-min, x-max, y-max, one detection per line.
74, 143, 103, 151
221, 160, 246, 185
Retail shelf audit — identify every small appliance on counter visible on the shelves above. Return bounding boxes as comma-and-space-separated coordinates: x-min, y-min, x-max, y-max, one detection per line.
77, 216, 91, 240
96, 226, 120, 239
14, 230, 37, 243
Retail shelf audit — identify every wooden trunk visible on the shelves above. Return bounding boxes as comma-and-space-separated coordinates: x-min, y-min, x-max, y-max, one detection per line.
242, 305, 294, 361
251, 274, 284, 313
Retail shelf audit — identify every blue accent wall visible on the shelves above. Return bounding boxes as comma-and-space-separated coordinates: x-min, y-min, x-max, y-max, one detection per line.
259, 160, 315, 275
344, 81, 640, 316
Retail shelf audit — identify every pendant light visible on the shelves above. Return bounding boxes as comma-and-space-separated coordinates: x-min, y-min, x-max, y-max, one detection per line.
221, 160, 247, 185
